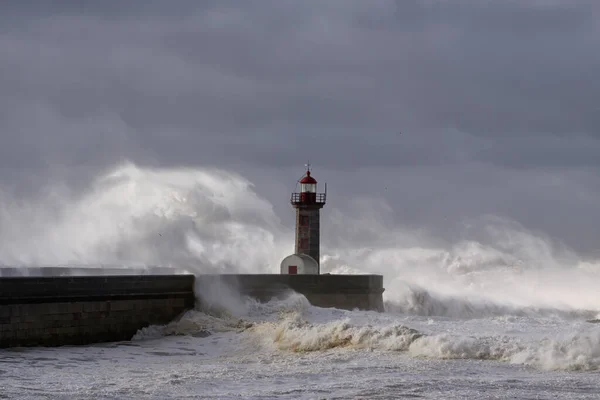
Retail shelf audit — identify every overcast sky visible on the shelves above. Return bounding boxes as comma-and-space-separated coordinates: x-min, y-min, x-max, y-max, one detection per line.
1, 0, 600, 256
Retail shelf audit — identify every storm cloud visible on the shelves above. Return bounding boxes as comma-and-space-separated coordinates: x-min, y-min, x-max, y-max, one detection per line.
1, 1, 599, 255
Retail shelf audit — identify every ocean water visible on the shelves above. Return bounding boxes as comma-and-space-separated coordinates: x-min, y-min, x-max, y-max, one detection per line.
1, 163, 600, 399
2, 292, 600, 399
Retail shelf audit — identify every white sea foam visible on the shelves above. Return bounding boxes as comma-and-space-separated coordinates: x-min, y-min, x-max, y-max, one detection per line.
384, 282, 599, 320
408, 333, 522, 362
510, 327, 600, 371
132, 309, 251, 341
270, 317, 423, 352
129, 290, 600, 372
406, 326, 600, 372
256, 308, 600, 371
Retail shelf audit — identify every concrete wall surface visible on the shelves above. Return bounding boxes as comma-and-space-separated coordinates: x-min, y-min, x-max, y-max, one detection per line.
0, 275, 195, 348
196, 274, 385, 312
0, 266, 189, 277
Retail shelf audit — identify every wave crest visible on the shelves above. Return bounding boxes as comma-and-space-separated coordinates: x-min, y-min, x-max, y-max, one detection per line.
266, 315, 423, 352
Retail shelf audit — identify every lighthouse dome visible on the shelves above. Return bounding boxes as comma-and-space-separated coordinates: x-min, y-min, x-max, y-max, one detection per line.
299, 171, 317, 184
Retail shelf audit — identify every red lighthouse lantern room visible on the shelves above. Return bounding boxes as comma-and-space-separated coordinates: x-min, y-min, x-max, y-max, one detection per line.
299, 171, 317, 203
291, 166, 326, 206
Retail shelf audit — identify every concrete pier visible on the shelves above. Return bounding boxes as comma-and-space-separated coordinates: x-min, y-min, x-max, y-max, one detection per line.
196, 274, 384, 312
0, 272, 384, 348
0, 275, 195, 347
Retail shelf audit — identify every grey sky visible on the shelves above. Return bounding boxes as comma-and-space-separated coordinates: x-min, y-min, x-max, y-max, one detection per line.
1, 1, 599, 256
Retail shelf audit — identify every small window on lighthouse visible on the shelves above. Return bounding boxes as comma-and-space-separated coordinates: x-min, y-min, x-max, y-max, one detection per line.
301, 183, 316, 193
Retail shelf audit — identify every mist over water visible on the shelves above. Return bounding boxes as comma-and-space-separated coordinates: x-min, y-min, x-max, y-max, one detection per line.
1, 162, 600, 319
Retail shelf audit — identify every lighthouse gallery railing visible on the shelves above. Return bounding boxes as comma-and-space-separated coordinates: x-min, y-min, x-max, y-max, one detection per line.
290, 192, 326, 204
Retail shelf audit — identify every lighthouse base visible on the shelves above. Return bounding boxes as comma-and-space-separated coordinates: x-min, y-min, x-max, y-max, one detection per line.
196, 274, 385, 312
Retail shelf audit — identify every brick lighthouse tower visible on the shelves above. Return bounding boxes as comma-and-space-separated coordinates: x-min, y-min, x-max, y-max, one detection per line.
288, 164, 327, 274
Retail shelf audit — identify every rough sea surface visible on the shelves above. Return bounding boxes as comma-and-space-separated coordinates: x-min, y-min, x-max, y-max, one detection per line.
2, 291, 600, 400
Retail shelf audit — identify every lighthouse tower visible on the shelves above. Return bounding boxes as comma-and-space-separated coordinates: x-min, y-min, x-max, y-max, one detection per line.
280, 165, 326, 275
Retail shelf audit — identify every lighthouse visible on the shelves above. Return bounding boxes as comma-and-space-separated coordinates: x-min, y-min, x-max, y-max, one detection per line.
280, 164, 326, 275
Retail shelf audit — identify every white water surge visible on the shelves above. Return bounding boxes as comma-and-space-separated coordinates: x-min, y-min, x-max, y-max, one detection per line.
1, 162, 600, 399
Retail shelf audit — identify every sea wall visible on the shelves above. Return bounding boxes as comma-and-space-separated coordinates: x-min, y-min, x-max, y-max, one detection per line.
0, 266, 189, 277
0, 275, 195, 348
0, 273, 384, 348
196, 274, 385, 312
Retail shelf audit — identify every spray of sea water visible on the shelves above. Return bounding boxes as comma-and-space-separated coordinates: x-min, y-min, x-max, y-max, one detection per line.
2, 162, 600, 399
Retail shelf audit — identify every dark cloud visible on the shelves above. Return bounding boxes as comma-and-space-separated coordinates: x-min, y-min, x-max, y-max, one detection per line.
1, 0, 600, 254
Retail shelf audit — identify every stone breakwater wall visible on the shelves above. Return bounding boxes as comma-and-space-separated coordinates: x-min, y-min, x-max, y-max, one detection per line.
0, 275, 195, 347
196, 274, 385, 313
0, 273, 384, 348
